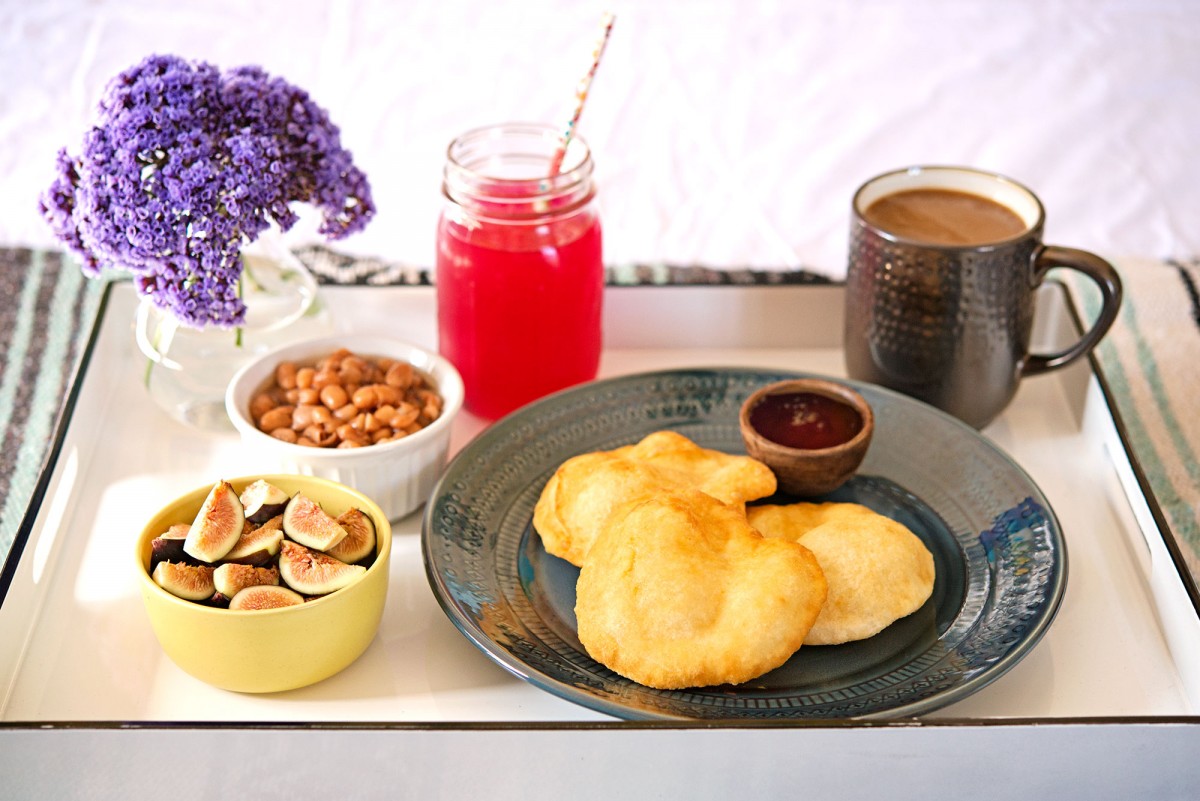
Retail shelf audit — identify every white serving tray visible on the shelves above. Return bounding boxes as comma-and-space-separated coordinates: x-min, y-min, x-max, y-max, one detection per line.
2, 281, 1198, 797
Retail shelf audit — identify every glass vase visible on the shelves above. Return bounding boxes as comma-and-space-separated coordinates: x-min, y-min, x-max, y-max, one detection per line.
135, 233, 332, 431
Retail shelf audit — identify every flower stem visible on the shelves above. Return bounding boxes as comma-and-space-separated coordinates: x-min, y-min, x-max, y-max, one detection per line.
236, 273, 244, 347
144, 312, 164, 388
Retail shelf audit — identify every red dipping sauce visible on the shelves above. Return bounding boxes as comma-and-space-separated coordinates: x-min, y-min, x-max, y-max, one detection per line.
748, 391, 864, 450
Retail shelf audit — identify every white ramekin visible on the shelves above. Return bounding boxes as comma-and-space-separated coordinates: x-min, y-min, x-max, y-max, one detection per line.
225, 334, 464, 520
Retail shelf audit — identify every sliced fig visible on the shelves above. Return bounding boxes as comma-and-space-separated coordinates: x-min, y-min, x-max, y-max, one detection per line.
229, 584, 305, 611
282, 493, 348, 551
150, 523, 192, 568
152, 561, 216, 602
239, 480, 291, 524
222, 515, 285, 566
325, 508, 377, 565
279, 540, 366, 595
183, 480, 245, 563
213, 563, 280, 598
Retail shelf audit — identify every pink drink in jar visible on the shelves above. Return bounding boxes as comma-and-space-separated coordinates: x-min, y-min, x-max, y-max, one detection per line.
437, 124, 604, 420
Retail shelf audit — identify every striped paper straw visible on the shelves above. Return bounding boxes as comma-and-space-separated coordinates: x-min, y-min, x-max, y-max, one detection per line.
548, 12, 616, 177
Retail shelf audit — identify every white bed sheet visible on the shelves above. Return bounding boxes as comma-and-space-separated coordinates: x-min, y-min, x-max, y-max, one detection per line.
2, 0, 1197, 278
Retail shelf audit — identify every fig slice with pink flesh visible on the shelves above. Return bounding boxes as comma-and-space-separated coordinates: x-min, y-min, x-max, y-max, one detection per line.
150, 523, 192, 568
282, 493, 348, 551
229, 584, 305, 611
213, 563, 280, 599
183, 480, 245, 563
325, 508, 377, 565
239, 480, 291, 524
223, 515, 285, 566
152, 561, 216, 602
279, 540, 366, 595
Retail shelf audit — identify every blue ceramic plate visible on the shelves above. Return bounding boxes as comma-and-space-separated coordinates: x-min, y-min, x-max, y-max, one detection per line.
421, 368, 1066, 720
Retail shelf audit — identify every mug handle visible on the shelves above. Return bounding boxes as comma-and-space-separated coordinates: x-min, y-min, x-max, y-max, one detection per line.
1022, 245, 1123, 376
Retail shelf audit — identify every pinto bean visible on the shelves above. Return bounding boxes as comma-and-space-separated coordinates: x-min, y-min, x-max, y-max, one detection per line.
269, 427, 298, 444
249, 393, 276, 421
274, 362, 298, 390
320, 384, 349, 410
385, 361, 415, 389
351, 385, 379, 410
258, 405, 295, 431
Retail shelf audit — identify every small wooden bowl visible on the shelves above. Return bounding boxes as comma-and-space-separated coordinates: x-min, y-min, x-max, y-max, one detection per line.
739, 378, 874, 496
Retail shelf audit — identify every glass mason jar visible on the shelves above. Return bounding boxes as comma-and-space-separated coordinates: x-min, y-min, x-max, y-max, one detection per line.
436, 123, 604, 420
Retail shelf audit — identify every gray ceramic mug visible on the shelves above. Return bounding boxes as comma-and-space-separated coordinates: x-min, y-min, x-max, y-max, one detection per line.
844, 166, 1122, 429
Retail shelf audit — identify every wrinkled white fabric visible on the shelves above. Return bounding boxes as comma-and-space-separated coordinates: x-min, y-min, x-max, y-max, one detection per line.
2, 0, 1197, 277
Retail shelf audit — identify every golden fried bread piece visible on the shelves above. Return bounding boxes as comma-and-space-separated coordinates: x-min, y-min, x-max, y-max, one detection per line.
747, 502, 935, 645
532, 430, 777, 567
532, 450, 663, 567
576, 489, 827, 689
613, 431, 777, 507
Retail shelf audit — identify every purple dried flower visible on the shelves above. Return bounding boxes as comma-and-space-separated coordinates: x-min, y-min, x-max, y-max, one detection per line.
38, 54, 375, 328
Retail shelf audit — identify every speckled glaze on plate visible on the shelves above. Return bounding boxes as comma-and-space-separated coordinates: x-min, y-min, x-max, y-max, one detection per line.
421, 368, 1066, 720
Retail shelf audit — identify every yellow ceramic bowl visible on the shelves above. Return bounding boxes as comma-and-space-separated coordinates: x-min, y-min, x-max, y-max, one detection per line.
136, 474, 391, 693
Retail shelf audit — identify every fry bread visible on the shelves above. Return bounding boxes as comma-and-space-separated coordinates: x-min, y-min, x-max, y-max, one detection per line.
747, 502, 935, 645
576, 489, 827, 689
532, 430, 776, 566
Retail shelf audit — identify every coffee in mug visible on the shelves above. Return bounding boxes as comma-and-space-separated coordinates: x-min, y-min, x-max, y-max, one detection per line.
860, 188, 1026, 246
844, 166, 1123, 429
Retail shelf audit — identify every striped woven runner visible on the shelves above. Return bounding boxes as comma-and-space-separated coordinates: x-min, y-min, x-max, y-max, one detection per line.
2, 247, 1198, 606
1069, 257, 1200, 586
0, 249, 107, 561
